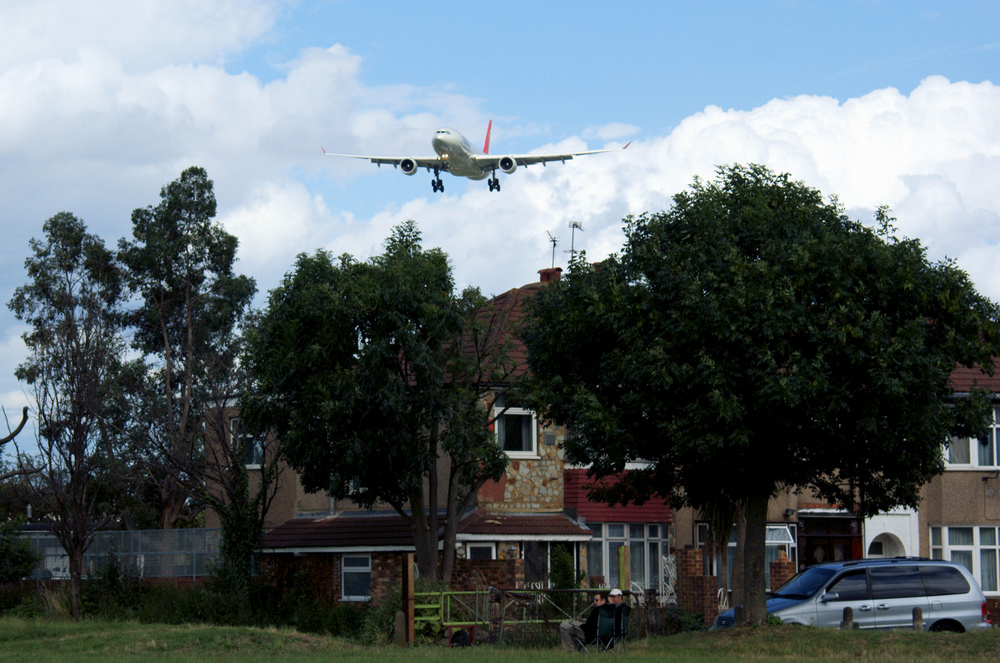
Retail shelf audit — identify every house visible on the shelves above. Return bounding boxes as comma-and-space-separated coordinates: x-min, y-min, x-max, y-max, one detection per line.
213, 266, 1000, 613
921, 365, 1000, 601
213, 267, 672, 604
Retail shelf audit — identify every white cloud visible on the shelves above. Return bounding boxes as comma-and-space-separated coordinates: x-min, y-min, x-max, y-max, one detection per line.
314, 76, 1000, 304
221, 179, 336, 274
581, 123, 641, 141
0, 0, 281, 72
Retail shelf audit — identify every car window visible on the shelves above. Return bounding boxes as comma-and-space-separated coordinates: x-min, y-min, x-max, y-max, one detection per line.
772, 566, 837, 598
870, 565, 924, 599
919, 565, 971, 596
826, 570, 869, 602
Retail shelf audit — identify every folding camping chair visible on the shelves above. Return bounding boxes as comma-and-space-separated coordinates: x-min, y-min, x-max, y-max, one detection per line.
609, 604, 630, 653
572, 604, 616, 653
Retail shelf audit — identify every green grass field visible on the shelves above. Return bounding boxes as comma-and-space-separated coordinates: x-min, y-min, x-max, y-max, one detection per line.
3, 617, 1000, 662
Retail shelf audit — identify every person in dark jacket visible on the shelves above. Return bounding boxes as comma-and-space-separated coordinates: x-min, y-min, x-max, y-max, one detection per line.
559, 592, 607, 652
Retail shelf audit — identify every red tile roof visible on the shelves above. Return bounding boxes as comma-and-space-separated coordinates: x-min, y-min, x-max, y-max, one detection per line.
262, 512, 418, 550
564, 469, 673, 523
457, 509, 593, 539
261, 506, 593, 551
948, 363, 1000, 393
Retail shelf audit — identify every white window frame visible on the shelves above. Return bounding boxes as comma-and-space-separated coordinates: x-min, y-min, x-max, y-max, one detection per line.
342, 554, 372, 601
945, 406, 1000, 469
466, 543, 496, 560
492, 395, 539, 459
229, 417, 265, 469
930, 525, 1000, 595
698, 523, 797, 591
586, 521, 669, 591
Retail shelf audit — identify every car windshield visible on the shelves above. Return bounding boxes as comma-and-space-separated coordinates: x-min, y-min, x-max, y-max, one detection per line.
770, 566, 838, 599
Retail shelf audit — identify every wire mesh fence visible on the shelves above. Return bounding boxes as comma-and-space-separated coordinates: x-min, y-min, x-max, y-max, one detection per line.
23, 528, 220, 582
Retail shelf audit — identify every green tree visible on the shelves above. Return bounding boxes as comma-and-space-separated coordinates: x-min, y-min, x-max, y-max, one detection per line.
0, 516, 40, 583
242, 221, 516, 583
118, 166, 257, 529
522, 164, 1000, 625
8, 212, 132, 617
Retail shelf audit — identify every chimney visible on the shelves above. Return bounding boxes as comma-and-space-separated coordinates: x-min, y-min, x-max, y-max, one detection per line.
538, 267, 563, 283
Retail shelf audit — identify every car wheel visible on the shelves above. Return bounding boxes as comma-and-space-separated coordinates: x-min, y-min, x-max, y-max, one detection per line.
928, 620, 964, 633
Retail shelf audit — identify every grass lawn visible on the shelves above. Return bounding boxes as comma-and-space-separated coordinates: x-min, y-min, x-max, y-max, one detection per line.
2, 617, 1000, 662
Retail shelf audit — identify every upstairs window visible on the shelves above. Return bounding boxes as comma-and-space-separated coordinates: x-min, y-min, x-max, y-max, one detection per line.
230, 418, 265, 468
947, 407, 1000, 468
492, 395, 538, 458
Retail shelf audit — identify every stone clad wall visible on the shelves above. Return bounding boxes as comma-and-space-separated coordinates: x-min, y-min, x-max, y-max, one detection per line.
480, 424, 566, 511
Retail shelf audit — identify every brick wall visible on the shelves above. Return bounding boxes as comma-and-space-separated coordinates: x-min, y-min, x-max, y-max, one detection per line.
263, 552, 338, 605
451, 558, 524, 590
676, 547, 720, 626
769, 549, 795, 591
370, 552, 403, 602
262, 552, 526, 605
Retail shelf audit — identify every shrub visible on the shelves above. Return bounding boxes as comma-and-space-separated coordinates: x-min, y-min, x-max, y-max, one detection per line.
325, 603, 365, 637
0, 517, 41, 583
548, 545, 585, 616
660, 604, 705, 635
82, 550, 147, 619
359, 583, 401, 645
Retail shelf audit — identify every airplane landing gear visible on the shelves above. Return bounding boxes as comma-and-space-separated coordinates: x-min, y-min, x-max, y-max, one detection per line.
488, 177, 501, 192
432, 175, 444, 192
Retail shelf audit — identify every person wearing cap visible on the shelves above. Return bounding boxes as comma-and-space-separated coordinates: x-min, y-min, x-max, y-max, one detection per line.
559, 592, 607, 652
608, 587, 624, 604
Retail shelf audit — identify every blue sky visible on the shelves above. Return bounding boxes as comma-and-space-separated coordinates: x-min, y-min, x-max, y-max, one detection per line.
1, 0, 999, 440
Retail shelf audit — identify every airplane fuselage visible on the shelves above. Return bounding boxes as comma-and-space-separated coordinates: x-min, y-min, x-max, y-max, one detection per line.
323, 121, 629, 192
431, 128, 488, 180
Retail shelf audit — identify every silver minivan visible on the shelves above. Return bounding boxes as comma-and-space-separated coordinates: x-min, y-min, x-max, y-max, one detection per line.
714, 558, 991, 632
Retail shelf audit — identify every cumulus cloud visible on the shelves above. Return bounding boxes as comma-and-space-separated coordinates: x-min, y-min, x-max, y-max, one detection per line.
0, 0, 281, 72
350, 76, 1000, 301
581, 123, 641, 141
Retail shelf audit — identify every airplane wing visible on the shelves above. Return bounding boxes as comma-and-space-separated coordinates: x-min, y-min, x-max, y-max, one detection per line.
469, 142, 631, 169
320, 149, 448, 171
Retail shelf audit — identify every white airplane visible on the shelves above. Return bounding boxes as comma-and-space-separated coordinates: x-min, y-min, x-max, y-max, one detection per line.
322, 121, 630, 192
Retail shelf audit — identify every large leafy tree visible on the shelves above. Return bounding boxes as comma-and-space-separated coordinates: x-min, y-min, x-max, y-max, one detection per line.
243, 221, 516, 582
523, 164, 1000, 624
118, 167, 256, 529
8, 212, 134, 617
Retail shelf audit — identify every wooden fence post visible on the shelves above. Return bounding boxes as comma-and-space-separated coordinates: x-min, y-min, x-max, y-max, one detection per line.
617, 546, 630, 592
402, 552, 415, 645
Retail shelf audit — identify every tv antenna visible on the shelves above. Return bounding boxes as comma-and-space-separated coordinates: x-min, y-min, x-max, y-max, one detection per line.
565, 221, 584, 262
546, 231, 559, 268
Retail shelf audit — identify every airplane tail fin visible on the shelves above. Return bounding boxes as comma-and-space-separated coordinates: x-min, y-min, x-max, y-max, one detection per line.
483, 120, 492, 154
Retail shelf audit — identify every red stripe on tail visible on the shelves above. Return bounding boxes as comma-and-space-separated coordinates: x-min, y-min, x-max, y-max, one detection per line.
483, 120, 492, 154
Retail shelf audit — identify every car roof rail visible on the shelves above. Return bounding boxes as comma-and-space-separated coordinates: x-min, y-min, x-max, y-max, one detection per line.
840, 556, 931, 567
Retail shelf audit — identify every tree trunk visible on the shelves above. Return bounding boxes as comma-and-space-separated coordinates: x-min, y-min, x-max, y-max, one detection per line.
406, 492, 438, 583
731, 502, 747, 607
68, 545, 84, 619
740, 494, 769, 626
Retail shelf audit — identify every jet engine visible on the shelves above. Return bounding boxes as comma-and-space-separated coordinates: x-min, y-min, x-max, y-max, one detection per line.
399, 158, 418, 175
498, 156, 517, 174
